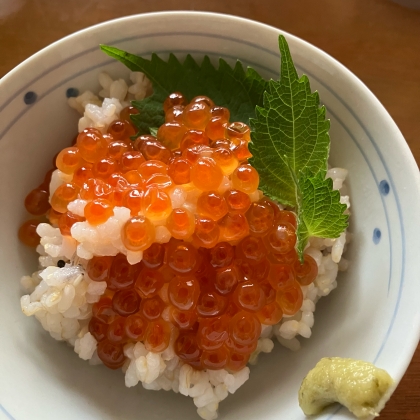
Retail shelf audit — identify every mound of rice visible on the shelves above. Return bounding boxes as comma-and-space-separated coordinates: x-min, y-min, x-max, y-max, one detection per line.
20, 71, 351, 420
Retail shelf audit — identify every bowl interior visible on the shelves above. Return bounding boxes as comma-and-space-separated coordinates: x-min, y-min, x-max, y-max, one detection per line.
1, 12, 419, 420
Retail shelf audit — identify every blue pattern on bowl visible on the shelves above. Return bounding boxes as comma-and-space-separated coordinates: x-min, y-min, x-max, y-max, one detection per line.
23, 91, 37, 105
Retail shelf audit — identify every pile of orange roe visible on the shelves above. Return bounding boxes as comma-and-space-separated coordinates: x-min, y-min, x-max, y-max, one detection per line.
19, 92, 318, 372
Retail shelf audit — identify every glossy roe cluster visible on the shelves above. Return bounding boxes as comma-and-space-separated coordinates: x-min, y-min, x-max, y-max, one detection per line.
19, 93, 318, 372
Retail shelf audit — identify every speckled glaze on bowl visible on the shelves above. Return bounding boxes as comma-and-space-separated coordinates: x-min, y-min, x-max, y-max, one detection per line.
0, 11, 419, 420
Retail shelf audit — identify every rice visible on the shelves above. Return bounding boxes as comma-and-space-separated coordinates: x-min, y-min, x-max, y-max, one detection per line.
20, 71, 351, 420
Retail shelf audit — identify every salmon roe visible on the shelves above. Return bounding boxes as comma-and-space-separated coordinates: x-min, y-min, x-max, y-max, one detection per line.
19, 92, 319, 373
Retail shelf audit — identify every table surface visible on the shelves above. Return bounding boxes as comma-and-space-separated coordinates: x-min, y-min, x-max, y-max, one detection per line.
1, 0, 419, 418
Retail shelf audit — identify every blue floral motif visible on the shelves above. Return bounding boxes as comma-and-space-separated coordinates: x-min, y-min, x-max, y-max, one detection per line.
379, 180, 390, 196
373, 228, 382, 244
23, 91, 37, 105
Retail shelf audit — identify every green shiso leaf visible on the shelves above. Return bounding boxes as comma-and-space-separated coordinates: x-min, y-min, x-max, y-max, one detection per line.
249, 35, 330, 207
296, 172, 349, 257
100, 45, 269, 134
249, 35, 348, 258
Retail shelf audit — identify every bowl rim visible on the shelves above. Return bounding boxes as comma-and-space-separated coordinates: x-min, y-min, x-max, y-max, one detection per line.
1, 10, 419, 418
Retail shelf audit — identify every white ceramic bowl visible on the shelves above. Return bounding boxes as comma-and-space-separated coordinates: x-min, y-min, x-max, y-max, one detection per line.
1, 11, 419, 420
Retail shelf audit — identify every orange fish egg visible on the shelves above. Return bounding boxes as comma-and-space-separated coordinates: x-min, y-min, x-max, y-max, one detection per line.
263, 222, 297, 255
193, 216, 220, 249
276, 210, 298, 229
228, 310, 261, 346
47, 208, 63, 227
145, 173, 173, 191
225, 335, 257, 355
136, 136, 171, 164
51, 182, 80, 213
294, 254, 318, 286
245, 201, 275, 236
168, 157, 191, 185
80, 178, 113, 201
120, 151, 145, 173
93, 157, 118, 180
225, 122, 251, 143
139, 160, 168, 179
183, 102, 211, 130
123, 188, 144, 215
166, 208, 195, 240
233, 281, 266, 312
236, 236, 265, 261
124, 314, 148, 341
165, 105, 185, 123
175, 332, 202, 366
120, 105, 140, 123
210, 106, 230, 120
88, 317, 108, 342
166, 239, 198, 274
180, 129, 210, 151
142, 243, 166, 269
84, 199, 114, 225
123, 170, 144, 188
276, 281, 303, 316
112, 289, 141, 317
218, 212, 249, 242
190, 158, 223, 191
58, 211, 85, 235
214, 264, 242, 295
107, 119, 136, 141
226, 351, 250, 372
18, 219, 41, 247
233, 140, 253, 161
213, 147, 238, 175
56, 147, 82, 174
205, 116, 228, 141
170, 307, 198, 330
135, 268, 164, 299
121, 216, 155, 251
107, 140, 130, 161
76, 128, 108, 163
144, 319, 172, 352
191, 95, 215, 108
209, 242, 235, 269
256, 301, 283, 325
157, 122, 188, 150
196, 290, 228, 318
97, 340, 126, 369
197, 315, 229, 351
163, 92, 187, 113
86, 256, 113, 282
140, 296, 165, 321
106, 316, 127, 343
24, 187, 50, 216
268, 263, 295, 291
211, 138, 231, 150
196, 191, 228, 221
201, 347, 229, 370
72, 166, 94, 187
168, 275, 200, 311
224, 189, 251, 214
108, 254, 141, 291
142, 187, 172, 221
92, 297, 117, 324
231, 164, 259, 194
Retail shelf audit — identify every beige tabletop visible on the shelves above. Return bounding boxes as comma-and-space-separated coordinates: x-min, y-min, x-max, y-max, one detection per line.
1, 0, 420, 418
